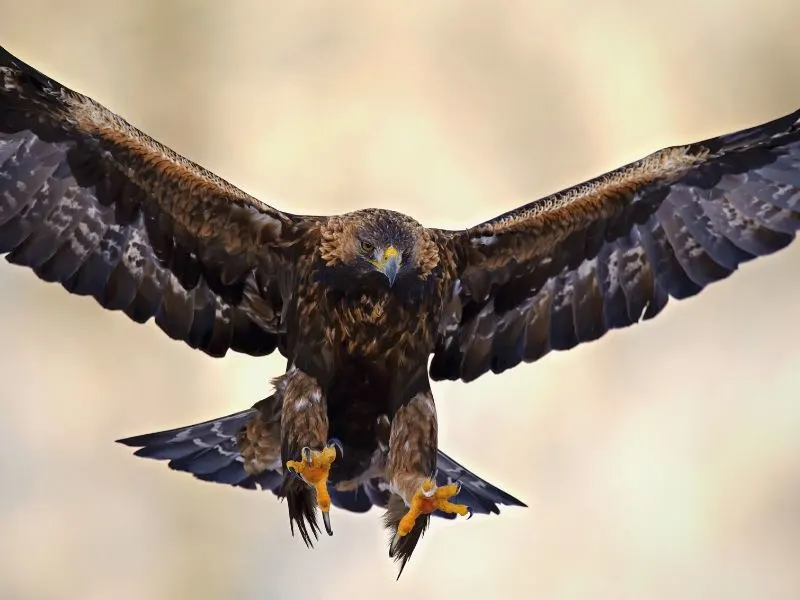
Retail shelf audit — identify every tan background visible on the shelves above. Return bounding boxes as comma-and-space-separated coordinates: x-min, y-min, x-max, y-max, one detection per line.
2, 2, 800, 599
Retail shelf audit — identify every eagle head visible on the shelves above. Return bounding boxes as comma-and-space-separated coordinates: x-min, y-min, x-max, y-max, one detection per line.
319, 209, 440, 295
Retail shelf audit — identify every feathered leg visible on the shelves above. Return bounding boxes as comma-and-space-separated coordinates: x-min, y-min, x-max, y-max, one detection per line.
278, 368, 340, 540
385, 390, 470, 576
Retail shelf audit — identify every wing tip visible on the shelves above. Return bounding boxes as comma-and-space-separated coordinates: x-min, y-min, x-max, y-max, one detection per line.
115, 434, 147, 447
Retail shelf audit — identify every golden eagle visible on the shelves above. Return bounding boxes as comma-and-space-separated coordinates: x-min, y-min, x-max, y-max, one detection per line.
2, 45, 799, 575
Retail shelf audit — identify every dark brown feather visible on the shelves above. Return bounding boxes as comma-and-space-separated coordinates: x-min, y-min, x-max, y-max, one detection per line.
2, 45, 539, 576
432, 109, 800, 382
0, 45, 321, 357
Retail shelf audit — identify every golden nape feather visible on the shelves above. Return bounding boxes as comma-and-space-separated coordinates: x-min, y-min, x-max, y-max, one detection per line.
2, 43, 800, 576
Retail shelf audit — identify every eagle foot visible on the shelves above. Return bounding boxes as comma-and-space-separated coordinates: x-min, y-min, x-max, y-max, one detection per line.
391, 478, 470, 551
285, 439, 342, 536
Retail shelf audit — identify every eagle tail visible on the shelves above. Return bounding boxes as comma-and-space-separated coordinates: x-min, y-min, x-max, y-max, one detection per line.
118, 407, 526, 566
116, 407, 283, 491
117, 401, 326, 547
433, 450, 527, 515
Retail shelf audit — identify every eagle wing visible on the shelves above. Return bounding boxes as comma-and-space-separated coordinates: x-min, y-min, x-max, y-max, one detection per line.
431, 108, 800, 382
0, 46, 321, 357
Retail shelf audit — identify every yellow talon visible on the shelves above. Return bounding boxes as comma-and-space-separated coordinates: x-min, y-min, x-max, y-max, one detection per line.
396, 478, 470, 538
286, 442, 339, 535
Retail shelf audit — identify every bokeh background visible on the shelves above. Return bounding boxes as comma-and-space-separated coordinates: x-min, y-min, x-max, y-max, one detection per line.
2, 2, 800, 599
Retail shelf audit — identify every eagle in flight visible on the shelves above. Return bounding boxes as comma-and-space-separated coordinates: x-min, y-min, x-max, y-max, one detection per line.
2, 45, 800, 575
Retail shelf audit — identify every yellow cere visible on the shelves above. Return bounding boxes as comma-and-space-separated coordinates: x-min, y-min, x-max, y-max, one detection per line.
383, 245, 399, 261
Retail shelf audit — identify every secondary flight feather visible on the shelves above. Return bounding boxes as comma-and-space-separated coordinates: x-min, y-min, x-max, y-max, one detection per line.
2, 45, 799, 576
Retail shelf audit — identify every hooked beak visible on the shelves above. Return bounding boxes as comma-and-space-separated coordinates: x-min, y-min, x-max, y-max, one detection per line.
375, 245, 401, 287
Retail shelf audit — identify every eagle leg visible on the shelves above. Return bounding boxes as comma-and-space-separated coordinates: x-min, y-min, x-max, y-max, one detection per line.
279, 369, 335, 538
286, 440, 340, 535
384, 389, 470, 573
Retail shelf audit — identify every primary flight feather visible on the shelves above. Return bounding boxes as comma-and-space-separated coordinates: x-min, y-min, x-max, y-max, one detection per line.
1, 45, 799, 576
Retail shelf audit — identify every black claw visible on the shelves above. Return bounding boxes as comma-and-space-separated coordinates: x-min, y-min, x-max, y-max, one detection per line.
322, 511, 333, 536
466, 506, 474, 520
327, 437, 344, 458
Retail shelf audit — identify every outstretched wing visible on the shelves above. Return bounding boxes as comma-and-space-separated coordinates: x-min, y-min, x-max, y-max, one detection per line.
432, 108, 800, 382
0, 46, 320, 357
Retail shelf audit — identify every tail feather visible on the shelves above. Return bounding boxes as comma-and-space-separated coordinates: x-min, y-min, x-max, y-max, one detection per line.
435, 450, 527, 513
117, 408, 279, 492
118, 409, 257, 448
193, 461, 273, 489
131, 438, 204, 461
166, 439, 242, 475
117, 408, 526, 565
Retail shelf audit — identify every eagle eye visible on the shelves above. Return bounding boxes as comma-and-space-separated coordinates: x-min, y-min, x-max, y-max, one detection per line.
359, 240, 375, 254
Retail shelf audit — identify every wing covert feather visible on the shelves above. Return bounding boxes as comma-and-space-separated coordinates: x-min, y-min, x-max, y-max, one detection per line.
432, 109, 800, 382
0, 46, 318, 357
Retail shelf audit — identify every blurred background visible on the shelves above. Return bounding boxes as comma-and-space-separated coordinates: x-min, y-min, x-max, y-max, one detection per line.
2, 1, 800, 599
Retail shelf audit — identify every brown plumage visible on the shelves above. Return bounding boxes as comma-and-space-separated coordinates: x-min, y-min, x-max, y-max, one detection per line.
3, 44, 800, 576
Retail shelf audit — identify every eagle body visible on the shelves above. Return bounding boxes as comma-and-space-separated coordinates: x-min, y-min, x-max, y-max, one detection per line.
291, 214, 448, 388
3, 44, 800, 576
273, 210, 462, 561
